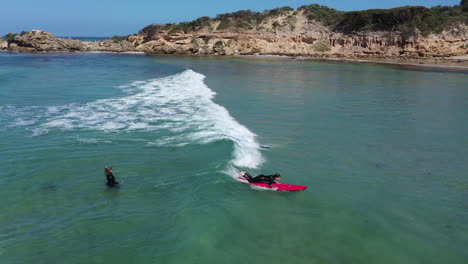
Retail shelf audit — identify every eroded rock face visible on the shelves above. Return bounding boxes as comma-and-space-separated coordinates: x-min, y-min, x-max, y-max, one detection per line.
134, 26, 467, 58
0, 38, 7, 50
4, 19, 468, 59
8, 30, 85, 52
5, 30, 137, 53
133, 10, 467, 58
132, 32, 468, 57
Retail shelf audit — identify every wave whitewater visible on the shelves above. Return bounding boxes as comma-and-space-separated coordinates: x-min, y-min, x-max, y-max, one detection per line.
2, 69, 263, 169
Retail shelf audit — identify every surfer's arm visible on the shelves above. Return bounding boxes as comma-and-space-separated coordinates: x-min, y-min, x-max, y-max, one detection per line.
243, 173, 254, 182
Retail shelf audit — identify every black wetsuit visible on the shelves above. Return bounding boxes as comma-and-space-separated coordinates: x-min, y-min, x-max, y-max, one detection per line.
243, 173, 277, 187
105, 170, 119, 187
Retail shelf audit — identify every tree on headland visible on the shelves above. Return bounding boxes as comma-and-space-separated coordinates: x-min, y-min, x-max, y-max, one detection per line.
4, 33, 18, 43
110, 35, 127, 42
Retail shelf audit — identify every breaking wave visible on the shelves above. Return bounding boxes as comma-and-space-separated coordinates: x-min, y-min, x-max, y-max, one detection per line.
2, 69, 263, 168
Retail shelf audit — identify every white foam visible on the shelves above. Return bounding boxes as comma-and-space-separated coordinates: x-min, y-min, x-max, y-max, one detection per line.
34, 69, 263, 168
31, 127, 49, 137
8, 118, 38, 127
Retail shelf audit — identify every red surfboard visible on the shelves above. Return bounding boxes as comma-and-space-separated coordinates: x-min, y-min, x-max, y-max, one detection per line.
238, 177, 307, 191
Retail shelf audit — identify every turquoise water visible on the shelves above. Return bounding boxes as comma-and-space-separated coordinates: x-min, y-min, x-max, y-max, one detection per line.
1, 52, 467, 263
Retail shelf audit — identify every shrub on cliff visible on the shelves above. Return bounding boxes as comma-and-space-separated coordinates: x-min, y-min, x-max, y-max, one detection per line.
4, 33, 18, 43
265, 6, 294, 16
189, 16, 212, 29
298, 4, 343, 26
168, 17, 213, 34
335, 5, 467, 36
110, 35, 127, 42
139, 24, 174, 41
138, 3, 467, 42
313, 40, 331, 52
216, 10, 265, 30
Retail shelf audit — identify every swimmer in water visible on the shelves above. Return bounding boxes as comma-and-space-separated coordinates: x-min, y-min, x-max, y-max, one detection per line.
104, 166, 119, 187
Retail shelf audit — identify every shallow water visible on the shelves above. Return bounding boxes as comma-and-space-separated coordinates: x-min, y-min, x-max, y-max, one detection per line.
1, 52, 467, 263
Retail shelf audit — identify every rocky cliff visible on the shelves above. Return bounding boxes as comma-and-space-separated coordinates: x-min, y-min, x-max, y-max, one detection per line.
0, 38, 7, 49
3, 30, 136, 53
2, 4, 467, 60
131, 6, 467, 59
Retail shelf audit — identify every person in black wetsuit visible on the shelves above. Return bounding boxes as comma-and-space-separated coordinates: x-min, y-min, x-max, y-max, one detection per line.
240, 171, 281, 187
105, 166, 119, 187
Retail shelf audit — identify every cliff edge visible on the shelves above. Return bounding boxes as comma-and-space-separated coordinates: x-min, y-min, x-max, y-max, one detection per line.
131, 5, 468, 59
2, 3, 467, 62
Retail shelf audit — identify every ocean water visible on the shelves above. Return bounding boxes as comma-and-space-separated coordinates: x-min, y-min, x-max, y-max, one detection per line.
1, 51, 467, 264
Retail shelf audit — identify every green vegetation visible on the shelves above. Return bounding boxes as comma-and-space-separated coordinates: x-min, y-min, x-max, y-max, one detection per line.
200, 35, 212, 44
265, 6, 294, 16
139, 24, 170, 41
138, 3, 467, 42
168, 16, 212, 34
214, 7, 295, 30
272, 21, 280, 30
4, 33, 18, 43
298, 4, 344, 26
287, 14, 297, 30
313, 40, 331, 52
110, 35, 127, 42
335, 5, 468, 36
216, 10, 266, 30
139, 17, 212, 36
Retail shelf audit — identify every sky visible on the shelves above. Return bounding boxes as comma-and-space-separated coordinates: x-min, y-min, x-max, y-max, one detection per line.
0, 0, 461, 37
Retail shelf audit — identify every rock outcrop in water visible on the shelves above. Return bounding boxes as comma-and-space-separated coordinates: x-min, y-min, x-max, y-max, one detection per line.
3, 30, 136, 53
6, 30, 84, 52
2, 4, 467, 61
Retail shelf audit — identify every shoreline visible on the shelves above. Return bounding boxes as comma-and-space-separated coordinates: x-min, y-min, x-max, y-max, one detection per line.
236, 54, 468, 72
0, 50, 146, 55
2, 49, 467, 72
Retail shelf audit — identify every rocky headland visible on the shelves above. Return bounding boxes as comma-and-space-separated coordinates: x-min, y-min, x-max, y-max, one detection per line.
1, 30, 135, 53
2, 3, 467, 66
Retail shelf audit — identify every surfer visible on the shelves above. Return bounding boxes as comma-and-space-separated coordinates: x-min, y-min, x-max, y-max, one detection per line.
105, 166, 119, 187
240, 171, 281, 187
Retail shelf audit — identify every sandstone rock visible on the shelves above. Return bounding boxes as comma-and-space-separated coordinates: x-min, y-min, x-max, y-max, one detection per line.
8, 30, 85, 52
5, 30, 137, 53
131, 9, 467, 59
0, 38, 7, 49
4, 12, 468, 59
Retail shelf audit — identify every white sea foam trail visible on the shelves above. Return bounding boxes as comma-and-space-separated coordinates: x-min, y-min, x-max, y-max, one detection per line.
40, 69, 263, 168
